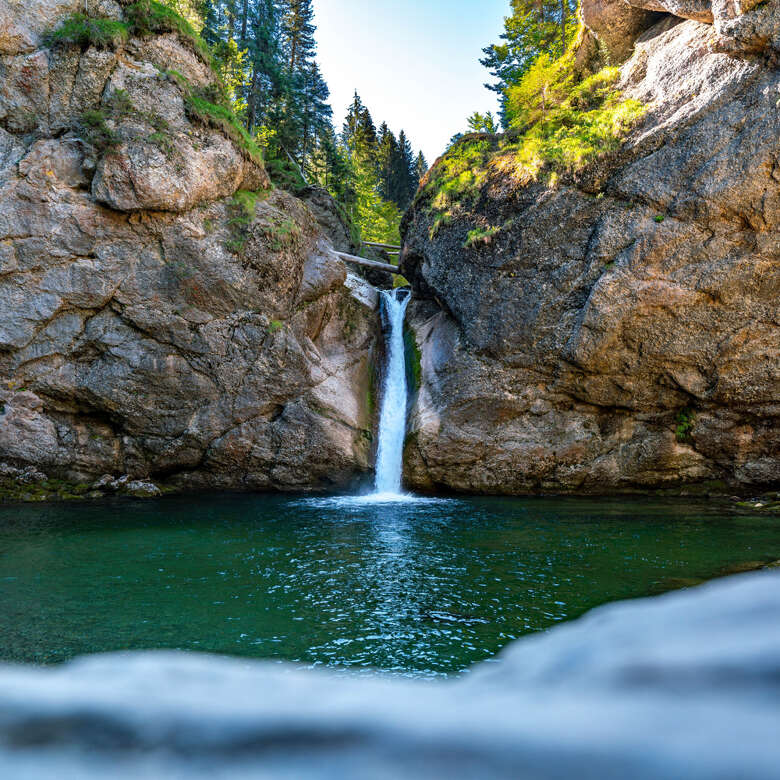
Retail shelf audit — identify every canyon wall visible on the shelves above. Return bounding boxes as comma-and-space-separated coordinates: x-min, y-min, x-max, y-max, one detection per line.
401, 2, 779, 494
0, 0, 378, 493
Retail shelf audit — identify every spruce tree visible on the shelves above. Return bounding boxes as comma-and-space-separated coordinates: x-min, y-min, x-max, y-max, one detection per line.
394, 129, 415, 210
283, 0, 316, 73
413, 151, 428, 191
376, 123, 398, 203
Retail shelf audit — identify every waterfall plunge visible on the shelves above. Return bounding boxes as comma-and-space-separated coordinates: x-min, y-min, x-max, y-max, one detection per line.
373, 288, 412, 497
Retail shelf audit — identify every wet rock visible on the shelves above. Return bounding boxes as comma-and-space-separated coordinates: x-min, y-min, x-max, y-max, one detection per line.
0, 571, 776, 778
123, 479, 161, 498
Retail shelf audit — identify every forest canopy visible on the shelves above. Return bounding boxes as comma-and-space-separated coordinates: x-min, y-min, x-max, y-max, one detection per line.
174, 0, 428, 245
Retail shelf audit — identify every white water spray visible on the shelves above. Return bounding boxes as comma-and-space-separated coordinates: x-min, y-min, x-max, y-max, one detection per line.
373, 288, 411, 497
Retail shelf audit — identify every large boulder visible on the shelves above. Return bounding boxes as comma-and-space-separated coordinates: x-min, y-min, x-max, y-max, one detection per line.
580, 0, 658, 61
0, 571, 777, 777
401, 17, 779, 495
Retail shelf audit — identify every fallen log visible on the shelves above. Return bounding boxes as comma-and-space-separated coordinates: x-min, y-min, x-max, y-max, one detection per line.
335, 251, 399, 275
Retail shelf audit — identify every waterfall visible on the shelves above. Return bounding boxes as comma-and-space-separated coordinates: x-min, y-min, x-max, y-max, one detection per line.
373, 288, 411, 496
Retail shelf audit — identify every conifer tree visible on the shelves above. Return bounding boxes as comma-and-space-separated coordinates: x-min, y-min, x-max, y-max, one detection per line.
481, 0, 578, 126
394, 129, 415, 210
376, 122, 398, 203
412, 151, 428, 191
283, 0, 316, 73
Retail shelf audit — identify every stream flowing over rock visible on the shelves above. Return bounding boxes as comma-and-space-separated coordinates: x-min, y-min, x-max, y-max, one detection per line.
0, 570, 777, 778
401, 2, 779, 494
0, 1, 378, 491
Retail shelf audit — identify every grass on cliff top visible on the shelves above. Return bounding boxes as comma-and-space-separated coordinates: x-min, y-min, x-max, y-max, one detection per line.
45, 1, 212, 67
419, 42, 645, 216
45, 5, 265, 170
43, 14, 130, 48
124, 0, 213, 66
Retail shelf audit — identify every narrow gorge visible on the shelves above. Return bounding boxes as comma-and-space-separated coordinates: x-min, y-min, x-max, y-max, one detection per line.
0, 0, 777, 500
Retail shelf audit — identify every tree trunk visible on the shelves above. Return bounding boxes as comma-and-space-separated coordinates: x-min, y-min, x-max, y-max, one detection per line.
247, 67, 259, 133
240, 0, 249, 47
560, 0, 567, 52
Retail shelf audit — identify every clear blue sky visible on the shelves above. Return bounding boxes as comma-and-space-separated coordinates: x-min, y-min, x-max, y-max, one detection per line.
314, 0, 508, 165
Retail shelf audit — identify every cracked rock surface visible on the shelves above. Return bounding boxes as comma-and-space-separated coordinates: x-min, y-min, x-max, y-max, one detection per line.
401, 13, 779, 494
0, 2, 378, 491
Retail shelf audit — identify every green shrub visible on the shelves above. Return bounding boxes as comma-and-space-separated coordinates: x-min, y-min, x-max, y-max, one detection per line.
464, 225, 501, 249
654, 214, 665, 223
429, 212, 453, 239
44, 3, 213, 66
675, 407, 695, 443
499, 55, 644, 184
267, 320, 283, 334
43, 13, 130, 49
226, 189, 276, 254
148, 130, 177, 159
418, 135, 495, 212
261, 215, 302, 252
107, 88, 134, 119
264, 156, 307, 193
79, 109, 119, 152
421, 32, 645, 215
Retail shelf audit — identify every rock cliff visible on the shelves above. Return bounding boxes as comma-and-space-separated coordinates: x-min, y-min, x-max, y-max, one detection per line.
0, 0, 378, 493
402, 2, 779, 494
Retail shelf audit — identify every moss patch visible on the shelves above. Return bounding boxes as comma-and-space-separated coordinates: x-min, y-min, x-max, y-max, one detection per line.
464, 225, 501, 249
675, 407, 695, 444
225, 189, 275, 255
404, 325, 422, 394
0, 477, 92, 503
183, 89, 264, 167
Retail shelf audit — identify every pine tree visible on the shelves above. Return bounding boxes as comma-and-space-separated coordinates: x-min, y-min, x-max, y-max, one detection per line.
283, 0, 316, 73
466, 110, 499, 133
394, 129, 415, 210
412, 151, 428, 192
341, 91, 365, 153
376, 122, 398, 202
299, 59, 332, 171
481, 0, 578, 126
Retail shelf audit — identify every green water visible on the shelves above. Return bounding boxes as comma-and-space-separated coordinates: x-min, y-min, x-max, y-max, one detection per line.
0, 494, 776, 676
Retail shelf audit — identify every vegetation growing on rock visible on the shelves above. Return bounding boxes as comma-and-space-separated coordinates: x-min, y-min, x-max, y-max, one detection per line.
124, 0, 213, 65
418, 37, 646, 222
183, 88, 265, 166
43, 13, 130, 49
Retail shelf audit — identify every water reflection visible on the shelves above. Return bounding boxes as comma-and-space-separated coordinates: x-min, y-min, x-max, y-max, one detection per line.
0, 494, 776, 676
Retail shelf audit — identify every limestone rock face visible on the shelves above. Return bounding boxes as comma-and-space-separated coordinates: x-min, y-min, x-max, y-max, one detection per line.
581, 0, 658, 61
0, 5, 377, 490
627, 0, 713, 23
581, 0, 779, 61
401, 17, 779, 495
